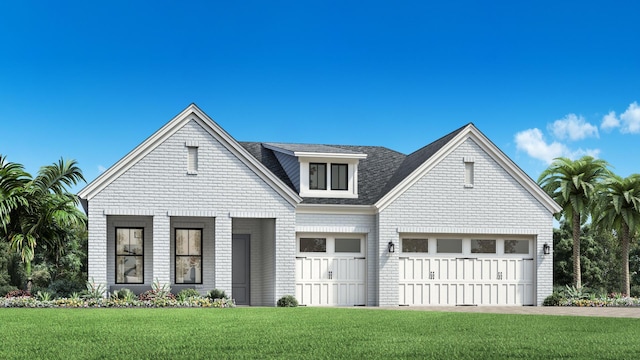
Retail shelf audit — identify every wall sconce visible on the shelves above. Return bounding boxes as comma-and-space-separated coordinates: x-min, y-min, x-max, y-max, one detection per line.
543, 243, 551, 255
388, 241, 395, 253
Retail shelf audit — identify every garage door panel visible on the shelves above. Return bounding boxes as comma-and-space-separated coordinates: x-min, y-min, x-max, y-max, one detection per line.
399, 257, 534, 306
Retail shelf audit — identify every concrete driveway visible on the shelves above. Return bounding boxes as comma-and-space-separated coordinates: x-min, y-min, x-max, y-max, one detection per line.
378, 306, 640, 318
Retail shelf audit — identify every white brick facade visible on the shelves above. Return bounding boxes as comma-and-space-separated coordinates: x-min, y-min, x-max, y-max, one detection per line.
378, 138, 554, 305
81, 106, 558, 307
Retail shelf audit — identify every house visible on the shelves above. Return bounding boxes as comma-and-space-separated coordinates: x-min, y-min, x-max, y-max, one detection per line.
78, 104, 561, 306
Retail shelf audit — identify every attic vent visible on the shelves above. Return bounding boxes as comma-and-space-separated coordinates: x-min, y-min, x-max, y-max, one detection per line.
187, 146, 198, 174
464, 159, 474, 187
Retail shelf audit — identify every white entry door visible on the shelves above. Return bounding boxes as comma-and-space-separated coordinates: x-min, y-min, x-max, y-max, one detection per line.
398, 237, 535, 306
295, 235, 366, 306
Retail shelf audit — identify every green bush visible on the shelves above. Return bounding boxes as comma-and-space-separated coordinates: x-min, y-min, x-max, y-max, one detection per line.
177, 288, 201, 302
111, 288, 136, 302
277, 295, 298, 307
0, 285, 18, 297
543, 292, 564, 306
208, 289, 228, 300
47, 279, 85, 298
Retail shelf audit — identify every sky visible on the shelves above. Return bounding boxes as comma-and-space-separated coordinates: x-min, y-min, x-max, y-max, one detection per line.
1, 1, 639, 193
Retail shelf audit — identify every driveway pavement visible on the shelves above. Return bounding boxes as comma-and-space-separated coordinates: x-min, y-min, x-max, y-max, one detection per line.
378, 306, 640, 318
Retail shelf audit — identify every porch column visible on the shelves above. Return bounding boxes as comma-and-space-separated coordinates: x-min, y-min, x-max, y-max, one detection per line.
215, 214, 232, 297
153, 212, 171, 285
274, 215, 296, 303
87, 210, 107, 288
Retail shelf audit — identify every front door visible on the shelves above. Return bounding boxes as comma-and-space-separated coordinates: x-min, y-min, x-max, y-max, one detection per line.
232, 234, 250, 305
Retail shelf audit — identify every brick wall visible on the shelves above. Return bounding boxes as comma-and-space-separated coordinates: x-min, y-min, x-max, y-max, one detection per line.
379, 138, 554, 305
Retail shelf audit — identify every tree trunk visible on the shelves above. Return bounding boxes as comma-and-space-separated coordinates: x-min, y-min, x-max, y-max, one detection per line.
572, 213, 581, 289
25, 259, 32, 293
622, 223, 631, 296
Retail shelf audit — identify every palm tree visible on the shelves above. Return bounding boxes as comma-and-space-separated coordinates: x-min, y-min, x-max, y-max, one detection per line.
0, 156, 85, 292
594, 174, 640, 296
538, 156, 609, 289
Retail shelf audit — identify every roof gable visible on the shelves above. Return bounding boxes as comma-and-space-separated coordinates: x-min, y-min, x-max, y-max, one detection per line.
78, 104, 302, 208
375, 123, 562, 214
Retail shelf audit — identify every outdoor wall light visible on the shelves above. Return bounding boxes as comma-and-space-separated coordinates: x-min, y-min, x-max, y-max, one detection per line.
388, 241, 395, 253
543, 243, 551, 255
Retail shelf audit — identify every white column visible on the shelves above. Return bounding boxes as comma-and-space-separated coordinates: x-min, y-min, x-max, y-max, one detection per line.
274, 214, 296, 304
88, 210, 108, 288
152, 212, 171, 285
215, 214, 233, 296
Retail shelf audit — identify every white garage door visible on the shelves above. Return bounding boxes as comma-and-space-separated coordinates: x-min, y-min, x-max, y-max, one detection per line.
398, 237, 534, 306
295, 235, 366, 306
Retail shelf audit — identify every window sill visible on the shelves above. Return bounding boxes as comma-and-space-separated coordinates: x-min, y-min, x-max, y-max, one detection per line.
187, 171, 198, 175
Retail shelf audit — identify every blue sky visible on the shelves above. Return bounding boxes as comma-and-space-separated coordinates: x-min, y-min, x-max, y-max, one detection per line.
1, 1, 639, 192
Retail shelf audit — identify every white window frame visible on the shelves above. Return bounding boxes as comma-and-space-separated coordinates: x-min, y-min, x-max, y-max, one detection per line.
299, 157, 360, 198
186, 141, 199, 175
400, 234, 533, 258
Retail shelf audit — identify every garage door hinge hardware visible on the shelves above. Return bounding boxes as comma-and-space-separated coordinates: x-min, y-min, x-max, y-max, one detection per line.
295, 256, 307, 259
497, 271, 503, 280
524, 258, 534, 261
429, 271, 435, 279
354, 257, 366, 260
399, 256, 409, 259
328, 271, 333, 279
456, 257, 478, 260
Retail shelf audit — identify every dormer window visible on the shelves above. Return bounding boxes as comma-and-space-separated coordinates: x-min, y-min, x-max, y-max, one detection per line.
309, 163, 327, 190
263, 143, 367, 199
331, 164, 348, 190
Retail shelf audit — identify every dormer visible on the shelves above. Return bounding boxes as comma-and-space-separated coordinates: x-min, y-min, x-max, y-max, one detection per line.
264, 143, 367, 199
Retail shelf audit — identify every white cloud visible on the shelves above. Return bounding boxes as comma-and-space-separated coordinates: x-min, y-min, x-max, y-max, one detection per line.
515, 128, 567, 164
548, 114, 598, 141
98, 165, 107, 173
601, 111, 620, 131
515, 128, 600, 164
600, 102, 640, 134
620, 101, 640, 134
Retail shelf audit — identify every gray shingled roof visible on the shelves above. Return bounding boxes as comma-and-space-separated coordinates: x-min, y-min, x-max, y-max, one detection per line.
239, 123, 471, 205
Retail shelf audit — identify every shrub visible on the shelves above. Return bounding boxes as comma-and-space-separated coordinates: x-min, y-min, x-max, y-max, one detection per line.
277, 295, 298, 307
177, 288, 201, 302
5, 289, 31, 298
47, 279, 85, 298
543, 292, 564, 306
83, 278, 106, 300
139, 280, 175, 301
0, 285, 18, 297
36, 291, 53, 301
564, 285, 590, 300
208, 289, 228, 300
111, 288, 136, 302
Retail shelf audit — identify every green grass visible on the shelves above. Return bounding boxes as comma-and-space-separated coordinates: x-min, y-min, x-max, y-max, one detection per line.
1, 308, 639, 359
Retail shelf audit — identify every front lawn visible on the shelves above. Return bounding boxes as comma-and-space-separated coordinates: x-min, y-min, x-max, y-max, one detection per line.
1, 307, 638, 359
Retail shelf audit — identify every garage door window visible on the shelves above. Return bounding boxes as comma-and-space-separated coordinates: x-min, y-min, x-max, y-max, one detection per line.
437, 239, 462, 253
505, 240, 529, 254
335, 238, 360, 253
402, 239, 429, 253
300, 238, 327, 252
471, 239, 496, 254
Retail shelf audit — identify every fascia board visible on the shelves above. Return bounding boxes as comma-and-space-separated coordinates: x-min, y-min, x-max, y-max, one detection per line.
375, 124, 562, 214
293, 152, 367, 160
190, 110, 302, 206
78, 104, 302, 206
78, 105, 196, 200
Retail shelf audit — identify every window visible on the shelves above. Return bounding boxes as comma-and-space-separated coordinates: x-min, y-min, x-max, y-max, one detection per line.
331, 164, 348, 190
335, 238, 360, 253
402, 238, 429, 253
187, 146, 198, 173
175, 229, 202, 284
471, 239, 496, 254
116, 228, 144, 284
300, 238, 327, 252
309, 163, 327, 190
464, 161, 474, 186
505, 240, 529, 254
437, 239, 462, 253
